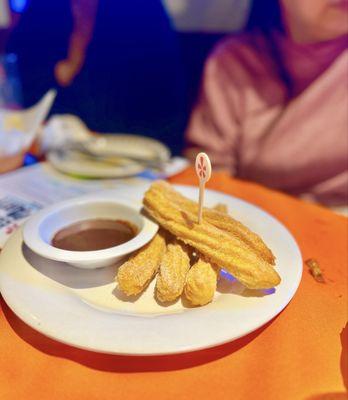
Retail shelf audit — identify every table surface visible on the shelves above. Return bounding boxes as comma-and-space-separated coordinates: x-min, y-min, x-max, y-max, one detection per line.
0, 167, 347, 400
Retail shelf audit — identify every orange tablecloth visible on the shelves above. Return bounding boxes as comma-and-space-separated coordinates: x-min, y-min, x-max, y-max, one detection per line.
1, 168, 347, 400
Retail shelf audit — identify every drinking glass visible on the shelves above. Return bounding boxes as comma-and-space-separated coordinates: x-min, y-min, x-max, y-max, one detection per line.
0, 53, 22, 109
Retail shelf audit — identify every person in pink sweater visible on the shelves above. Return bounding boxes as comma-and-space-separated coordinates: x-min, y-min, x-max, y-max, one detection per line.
185, 0, 348, 206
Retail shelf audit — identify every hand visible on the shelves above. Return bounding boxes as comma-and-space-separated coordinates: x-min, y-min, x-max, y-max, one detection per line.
54, 56, 84, 87
54, 0, 98, 87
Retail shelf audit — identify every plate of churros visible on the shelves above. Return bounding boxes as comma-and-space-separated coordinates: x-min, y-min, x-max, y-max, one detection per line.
0, 181, 302, 355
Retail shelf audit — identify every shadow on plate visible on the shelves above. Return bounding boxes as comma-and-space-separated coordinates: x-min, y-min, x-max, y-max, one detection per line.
112, 286, 144, 303
22, 244, 117, 289
1, 296, 274, 373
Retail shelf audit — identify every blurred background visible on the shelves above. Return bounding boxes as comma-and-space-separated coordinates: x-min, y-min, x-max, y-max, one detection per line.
0, 0, 347, 209
0, 0, 250, 154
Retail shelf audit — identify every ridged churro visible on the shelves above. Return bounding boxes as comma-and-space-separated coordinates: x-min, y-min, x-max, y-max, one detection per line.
184, 258, 218, 306
183, 203, 226, 306
156, 240, 191, 302
151, 181, 275, 265
143, 183, 281, 289
117, 231, 166, 296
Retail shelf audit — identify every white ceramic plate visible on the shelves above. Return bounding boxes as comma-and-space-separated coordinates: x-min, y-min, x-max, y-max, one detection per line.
0, 184, 302, 355
47, 134, 170, 178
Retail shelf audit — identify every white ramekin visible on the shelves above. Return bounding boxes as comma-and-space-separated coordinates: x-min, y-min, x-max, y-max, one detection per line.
22, 196, 158, 269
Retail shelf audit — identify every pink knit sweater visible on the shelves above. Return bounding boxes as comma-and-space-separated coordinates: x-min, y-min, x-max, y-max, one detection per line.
186, 33, 348, 205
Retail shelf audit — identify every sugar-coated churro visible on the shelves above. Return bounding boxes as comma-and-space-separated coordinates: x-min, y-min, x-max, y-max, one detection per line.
184, 203, 227, 306
143, 182, 280, 289
184, 258, 218, 306
117, 231, 166, 296
151, 181, 275, 265
156, 240, 191, 302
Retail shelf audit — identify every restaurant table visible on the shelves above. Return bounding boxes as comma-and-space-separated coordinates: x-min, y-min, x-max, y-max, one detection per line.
0, 167, 347, 400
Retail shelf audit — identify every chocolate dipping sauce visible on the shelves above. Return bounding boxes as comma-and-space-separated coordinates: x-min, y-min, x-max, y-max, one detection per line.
51, 219, 138, 251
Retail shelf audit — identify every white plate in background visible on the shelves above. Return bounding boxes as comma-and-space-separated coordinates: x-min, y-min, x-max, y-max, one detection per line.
48, 134, 171, 178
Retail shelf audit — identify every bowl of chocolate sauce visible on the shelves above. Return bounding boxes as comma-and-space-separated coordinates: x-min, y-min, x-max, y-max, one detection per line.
23, 196, 158, 268
51, 219, 138, 252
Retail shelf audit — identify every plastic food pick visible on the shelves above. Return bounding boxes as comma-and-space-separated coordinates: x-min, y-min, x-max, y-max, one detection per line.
195, 152, 212, 224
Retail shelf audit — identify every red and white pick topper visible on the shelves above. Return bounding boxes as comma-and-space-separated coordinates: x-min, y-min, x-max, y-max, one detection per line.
195, 152, 212, 223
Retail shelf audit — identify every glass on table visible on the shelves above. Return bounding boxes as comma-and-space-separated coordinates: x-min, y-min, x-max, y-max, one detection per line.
0, 53, 25, 173
0, 53, 22, 110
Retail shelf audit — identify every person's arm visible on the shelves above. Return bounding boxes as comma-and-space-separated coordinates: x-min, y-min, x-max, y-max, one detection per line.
55, 0, 99, 87
184, 46, 244, 173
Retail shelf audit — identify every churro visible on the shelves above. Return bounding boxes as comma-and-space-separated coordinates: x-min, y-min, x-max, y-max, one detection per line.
150, 181, 275, 265
184, 258, 218, 306
184, 203, 227, 306
156, 240, 191, 302
117, 231, 166, 296
143, 183, 281, 289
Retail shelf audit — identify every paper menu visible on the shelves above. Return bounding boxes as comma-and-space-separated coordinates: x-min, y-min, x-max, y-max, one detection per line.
0, 163, 146, 248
